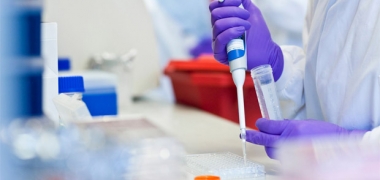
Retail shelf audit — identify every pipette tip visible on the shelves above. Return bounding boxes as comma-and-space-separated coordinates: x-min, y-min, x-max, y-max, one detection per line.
240, 128, 246, 140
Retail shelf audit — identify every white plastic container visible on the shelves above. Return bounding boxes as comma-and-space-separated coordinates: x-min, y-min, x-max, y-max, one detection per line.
42, 22, 59, 124
59, 70, 118, 116
53, 76, 91, 125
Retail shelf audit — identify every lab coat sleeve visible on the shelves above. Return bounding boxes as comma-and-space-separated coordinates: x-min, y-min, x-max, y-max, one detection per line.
273, 0, 314, 120
275, 46, 306, 119
362, 127, 380, 145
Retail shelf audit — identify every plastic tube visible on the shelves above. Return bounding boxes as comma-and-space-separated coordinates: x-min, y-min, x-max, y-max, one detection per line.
251, 65, 282, 120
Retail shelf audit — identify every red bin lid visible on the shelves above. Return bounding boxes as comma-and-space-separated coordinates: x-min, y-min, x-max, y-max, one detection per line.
164, 55, 230, 74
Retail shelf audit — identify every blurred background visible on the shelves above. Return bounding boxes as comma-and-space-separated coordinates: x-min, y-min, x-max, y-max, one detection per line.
0, 0, 307, 179
42, 0, 307, 103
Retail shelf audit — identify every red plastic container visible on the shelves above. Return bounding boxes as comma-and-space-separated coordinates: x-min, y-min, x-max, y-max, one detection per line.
164, 55, 262, 129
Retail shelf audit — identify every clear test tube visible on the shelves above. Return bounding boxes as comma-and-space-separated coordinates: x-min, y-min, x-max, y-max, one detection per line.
251, 65, 282, 120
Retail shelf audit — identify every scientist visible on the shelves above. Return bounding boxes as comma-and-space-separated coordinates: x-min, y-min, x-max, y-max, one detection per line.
210, 0, 380, 158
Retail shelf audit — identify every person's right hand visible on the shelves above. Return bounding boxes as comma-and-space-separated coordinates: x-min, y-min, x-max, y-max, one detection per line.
209, 0, 284, 81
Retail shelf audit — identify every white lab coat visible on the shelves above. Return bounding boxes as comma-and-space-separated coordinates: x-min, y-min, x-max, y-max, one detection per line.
253, 0, 308, 46
276, 0, 380, 144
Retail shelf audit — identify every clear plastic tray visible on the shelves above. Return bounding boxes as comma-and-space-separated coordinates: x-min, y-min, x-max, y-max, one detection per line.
186, 152, 265, 180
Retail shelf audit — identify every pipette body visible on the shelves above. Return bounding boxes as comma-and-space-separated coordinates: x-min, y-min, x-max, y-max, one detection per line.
228, 37, 247, 138
218, 0, 248, 162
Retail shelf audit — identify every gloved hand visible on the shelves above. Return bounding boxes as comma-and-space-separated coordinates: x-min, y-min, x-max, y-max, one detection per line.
190, 36, 213, 58
245, 118, 366, 159
209, 0, 284, 81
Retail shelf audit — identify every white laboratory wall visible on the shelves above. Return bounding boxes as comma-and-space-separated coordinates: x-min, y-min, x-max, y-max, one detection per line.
43, 0, 160, 96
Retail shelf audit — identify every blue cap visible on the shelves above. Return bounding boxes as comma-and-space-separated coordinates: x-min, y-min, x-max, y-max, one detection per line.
82, 88, 118, 116
58, 57, 71, 71
59, 76, 85, 93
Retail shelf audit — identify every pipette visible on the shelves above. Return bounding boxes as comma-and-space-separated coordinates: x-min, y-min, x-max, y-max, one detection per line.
228, 37, 248, 163
219, 0, 248, 164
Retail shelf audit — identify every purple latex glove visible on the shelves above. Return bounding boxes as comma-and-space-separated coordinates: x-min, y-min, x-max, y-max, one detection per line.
209, 0, 284, 81
190, 36, 213, 58
246, 118, 367, 159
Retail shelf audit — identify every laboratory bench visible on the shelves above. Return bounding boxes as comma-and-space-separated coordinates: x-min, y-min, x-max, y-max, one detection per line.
122, 100, 281, 180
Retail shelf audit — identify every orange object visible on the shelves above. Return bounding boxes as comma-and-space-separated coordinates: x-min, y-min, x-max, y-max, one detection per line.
164, 56, 261, 129
194, 175, 220, 180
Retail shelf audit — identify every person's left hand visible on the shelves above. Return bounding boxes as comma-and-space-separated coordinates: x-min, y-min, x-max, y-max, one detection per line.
245, 118, 366, 159
190, 36, 213, 58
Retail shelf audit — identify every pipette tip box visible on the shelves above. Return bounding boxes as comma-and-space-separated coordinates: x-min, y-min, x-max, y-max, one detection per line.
185, 152, 265, 180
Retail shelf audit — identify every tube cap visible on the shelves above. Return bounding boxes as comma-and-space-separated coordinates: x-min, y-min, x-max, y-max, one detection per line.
194, 176, 220, 180
58, 57, 71, 71
59, 76, 85, 93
